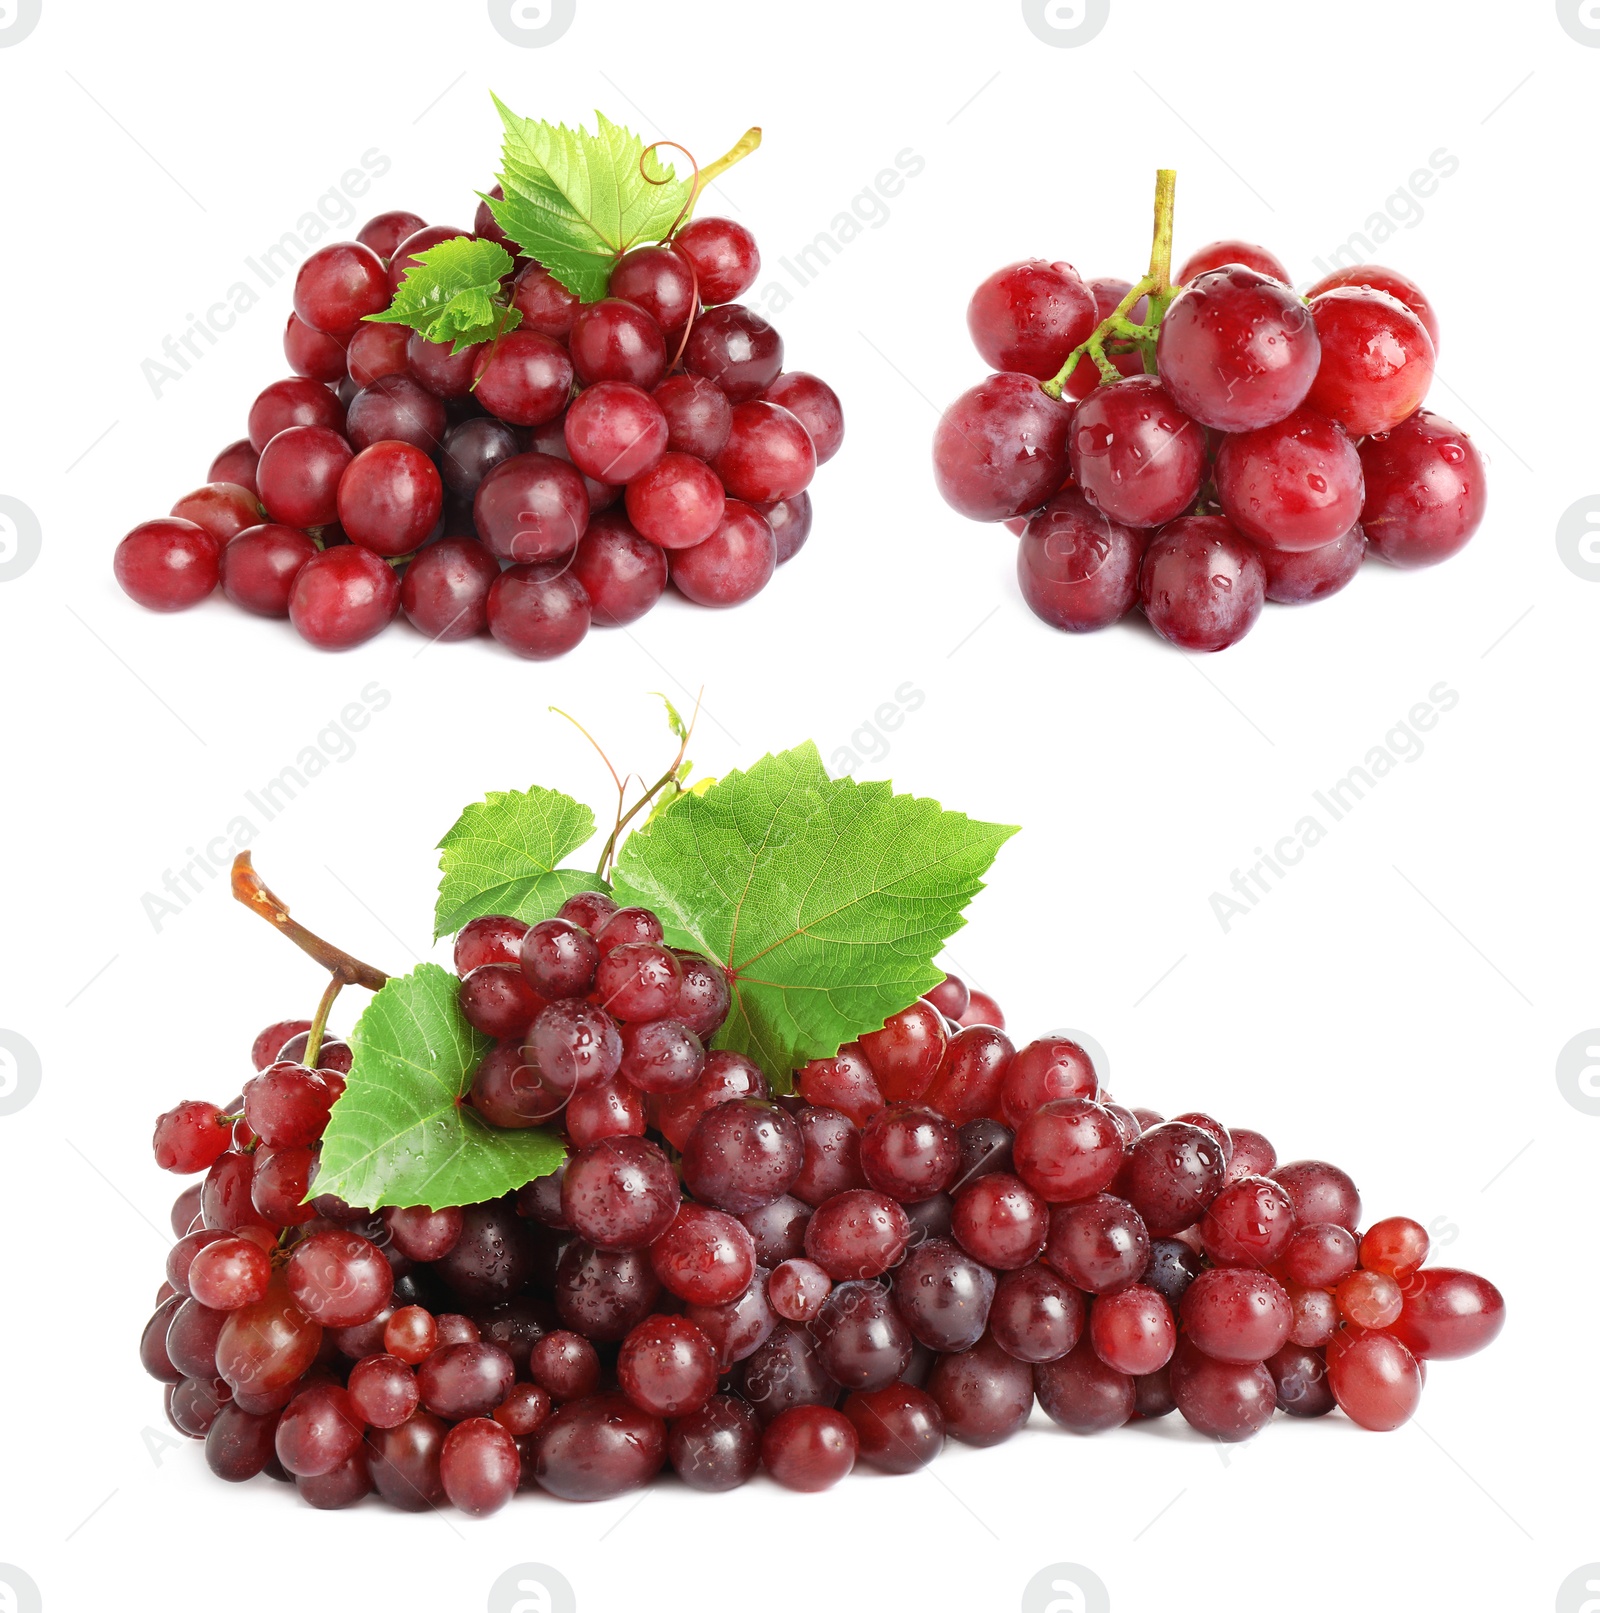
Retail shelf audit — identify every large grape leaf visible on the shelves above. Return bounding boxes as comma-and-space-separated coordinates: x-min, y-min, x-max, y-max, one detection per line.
434, 785, 605, 938
489, 101, 691, 302
611, 744, 1017, 1086
365, 236, 521, 352
314, 965, 564, 1211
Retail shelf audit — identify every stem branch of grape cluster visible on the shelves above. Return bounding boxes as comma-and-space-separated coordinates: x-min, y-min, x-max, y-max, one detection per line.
689, 127, 762, 211
1042, 168, 1178, 398
230, 852, 390, 1032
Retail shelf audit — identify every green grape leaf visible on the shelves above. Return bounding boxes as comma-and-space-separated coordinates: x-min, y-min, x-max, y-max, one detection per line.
435, 785, 605, 938
656, 692, 690, 744
314, 964, 564, 1211
366, 236, 521, 352
611, 744, 1017, 1086
489, 101, 691, 302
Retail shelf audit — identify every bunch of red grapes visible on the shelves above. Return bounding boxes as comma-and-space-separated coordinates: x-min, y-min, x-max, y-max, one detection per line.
934, 240, 1486, 651
142, 891, 1504, 1514
113, 205, 841, 657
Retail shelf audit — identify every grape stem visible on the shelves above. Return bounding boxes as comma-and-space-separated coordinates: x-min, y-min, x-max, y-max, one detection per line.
1042, 168, 1178, 399
594, 703, 699, 878
231, 852, 390, 1025
303, 974, 343, 1069
551, 693, 704, 879
688, 128, 761, 212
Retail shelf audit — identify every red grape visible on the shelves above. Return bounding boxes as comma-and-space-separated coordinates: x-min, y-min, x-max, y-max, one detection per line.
626, 452, 725, 549
932, 372, 1073, 521
346, 373, 446, 454
1359, 1216, 1430, 1277
115, 520, 219, 611
1359, 411, 1486, 568
1069, 375, 1207, 528
288, 544, 401, 649
564, 381, 668, 483
761, 372, 844, 464
406, 332, 480, 400
357, 206, 428, 258
283, 312, 348, 382
1271, 1159, 1361, 1231
1156, 266, 1320, 432
1179, 1267, 1293, 1362
474, 453, 590, 563
1090, 1283, 1175, 1376
1018, 489, 1145, 632
1013, 1099, 1125, 1203
221, 524, 317, 617
1387, 1268, 1505, 1360
399, 536, 499, 640
337, 440, 442, 556
510, 262, 581, 338
762, 1405, 857, 1491
672, 217, 760, 304
1306, 263, 1440, 350
967, 259, 1098, 379
654, 373, 733, 459
1260, 521, 1366, 604
609, 245, 697, 335
1304, 286, 1435, 436
1177, 239, 1291, 285
685, 305, 783, 403
294, 242, 390, 339
1214, 407, 1364, 553
208, 439, 259, 494
669, 500, 775, 606
1169, 1340, 1276, 1440
843, 1382, 945, 1474
1138, 515, 1265, 652
1327, 1331, 1422, 1431
1035, 1339, 1136, 1433
570, 299, 667, 389
714, 401, 816, 503
346, 323, 411, 388
248, 376, 345, 454
386, 224, 471, 293
926, 1334, 1035, 1446
472, 330, 575, 427
170, 482, 263, 544
860, 1003, 947, 1105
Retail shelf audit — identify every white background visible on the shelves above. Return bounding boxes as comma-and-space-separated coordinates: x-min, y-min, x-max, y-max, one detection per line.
0, 1, 1593, 1609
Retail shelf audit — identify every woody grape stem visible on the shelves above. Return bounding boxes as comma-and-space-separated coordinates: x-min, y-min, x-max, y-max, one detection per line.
231, 853, 390, 1032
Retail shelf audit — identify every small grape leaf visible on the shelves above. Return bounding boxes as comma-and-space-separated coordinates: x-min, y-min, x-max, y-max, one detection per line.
611, 744, 1017, 1085
435, 785, 605, 938
489, 100, 691, 302
366, 236, 521, 352
315, 964, 564, 1211
656, 692, 690, 744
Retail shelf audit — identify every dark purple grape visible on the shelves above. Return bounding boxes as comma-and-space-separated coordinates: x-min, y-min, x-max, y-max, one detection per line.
891, 1238, 995, 1353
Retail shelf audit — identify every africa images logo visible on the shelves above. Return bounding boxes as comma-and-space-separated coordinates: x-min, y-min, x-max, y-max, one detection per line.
487, 1563, 578, 1613
488, 0, 575, 47
1021, 0, 1109, 47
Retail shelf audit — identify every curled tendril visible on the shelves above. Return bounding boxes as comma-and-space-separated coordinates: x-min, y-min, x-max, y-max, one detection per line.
666, 252, 701, 374
633, 141, 705, 373
638, 139, 701, 240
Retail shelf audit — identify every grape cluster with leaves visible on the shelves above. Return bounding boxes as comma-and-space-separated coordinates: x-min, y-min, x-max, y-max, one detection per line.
141, 716, 1503, 1512
934, 172, 1486, 651
113, 101, 841, 657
